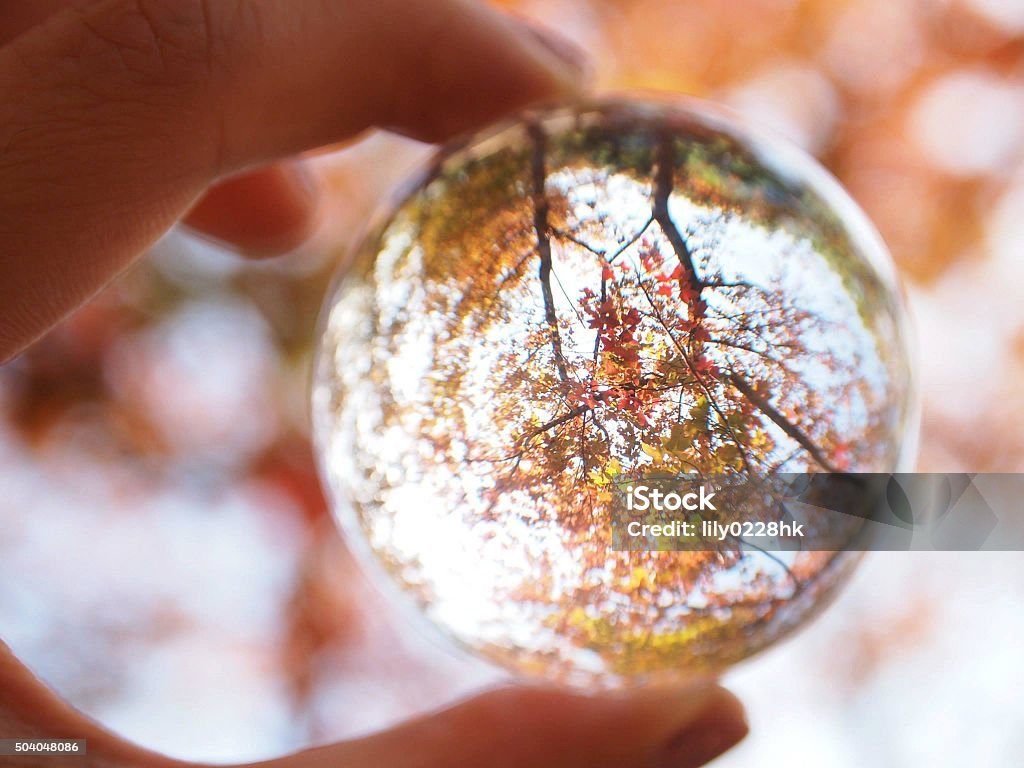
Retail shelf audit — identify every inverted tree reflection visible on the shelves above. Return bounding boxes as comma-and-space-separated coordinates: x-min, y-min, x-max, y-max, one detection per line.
318, 104, 913, 680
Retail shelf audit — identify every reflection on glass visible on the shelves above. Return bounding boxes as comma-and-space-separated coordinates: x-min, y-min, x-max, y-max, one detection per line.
314, 98, 916, 684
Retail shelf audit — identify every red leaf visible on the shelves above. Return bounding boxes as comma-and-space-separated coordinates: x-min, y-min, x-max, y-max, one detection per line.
679, 285, 700, 304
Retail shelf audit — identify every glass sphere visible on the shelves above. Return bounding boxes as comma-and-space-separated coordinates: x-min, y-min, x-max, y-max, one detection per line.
312, 97, 917, 685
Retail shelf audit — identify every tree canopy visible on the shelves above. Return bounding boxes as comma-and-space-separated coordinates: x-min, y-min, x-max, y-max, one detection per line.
317, 101, 914, 682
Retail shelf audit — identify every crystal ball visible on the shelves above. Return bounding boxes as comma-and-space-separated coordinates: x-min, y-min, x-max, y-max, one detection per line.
312, 98, 917, 685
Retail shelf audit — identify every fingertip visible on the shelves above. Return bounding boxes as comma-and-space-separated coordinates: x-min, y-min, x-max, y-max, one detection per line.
511, 14, 594, 94
327, 680, 746, 768
182, 162, 321, 258
377, 3, 592, 144
486, 681, 748, 768
656, 686, 749, 768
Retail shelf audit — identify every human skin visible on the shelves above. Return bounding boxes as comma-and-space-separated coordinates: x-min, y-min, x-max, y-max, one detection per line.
0, 2, 748, 766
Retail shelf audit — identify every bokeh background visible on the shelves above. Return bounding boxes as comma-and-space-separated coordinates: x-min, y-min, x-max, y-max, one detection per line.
3, 0, 1024, 764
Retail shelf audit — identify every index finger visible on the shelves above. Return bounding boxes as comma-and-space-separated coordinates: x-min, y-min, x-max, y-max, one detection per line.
0, 0, 587, 362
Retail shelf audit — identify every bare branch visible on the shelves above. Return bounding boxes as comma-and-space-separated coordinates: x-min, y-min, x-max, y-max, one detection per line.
528, 121, 570, 383
609, 215, 654, 263
553, 227, 606, 258
653, 131, 703, 291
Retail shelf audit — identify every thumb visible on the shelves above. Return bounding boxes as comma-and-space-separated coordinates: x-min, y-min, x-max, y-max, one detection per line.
1, 638, 746, 768
0, 0, 587, 361
254, 683, 748, 768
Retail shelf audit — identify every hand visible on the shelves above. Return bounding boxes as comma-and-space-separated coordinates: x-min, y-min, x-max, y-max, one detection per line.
0, 2, 748, 766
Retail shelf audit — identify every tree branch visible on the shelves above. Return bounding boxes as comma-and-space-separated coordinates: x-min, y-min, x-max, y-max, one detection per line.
516, 404, 591, 454
634, 272, 754, 472
654, 131, 703, 291
648, 131, 836, 475
553, 227, 606, 259
726, 371, 839, 473
609, 215, 654, 263
528, 121, 570, 383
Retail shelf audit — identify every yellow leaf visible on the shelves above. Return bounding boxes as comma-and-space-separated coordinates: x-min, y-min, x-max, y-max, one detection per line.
641, 443, 663, 462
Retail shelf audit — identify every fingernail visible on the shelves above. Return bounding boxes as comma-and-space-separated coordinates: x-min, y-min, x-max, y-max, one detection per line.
511, 16, 593, 92
657, 698, 749, 768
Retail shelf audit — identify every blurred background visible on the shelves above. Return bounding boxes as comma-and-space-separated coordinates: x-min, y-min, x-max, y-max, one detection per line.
2, 0, 1024, 764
